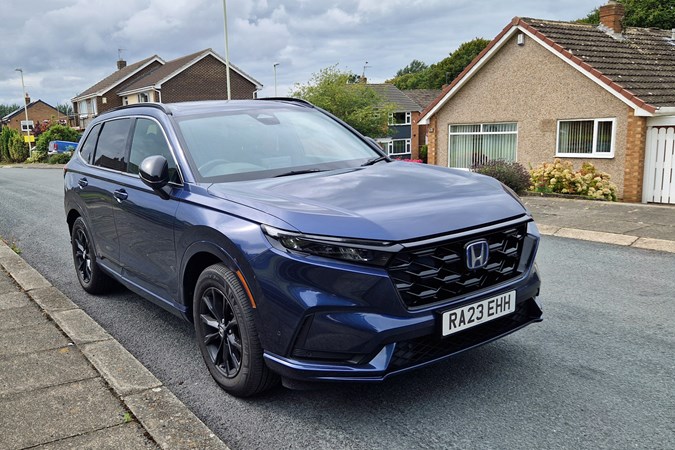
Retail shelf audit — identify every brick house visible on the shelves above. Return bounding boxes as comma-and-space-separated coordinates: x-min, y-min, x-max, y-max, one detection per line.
368, 84, 440, 160
419, 1, 675, 204
1, 97, 66, 132
72, 49, 262, 129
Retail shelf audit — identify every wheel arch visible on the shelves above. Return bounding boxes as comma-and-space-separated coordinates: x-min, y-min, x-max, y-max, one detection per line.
180, 239, 257, 323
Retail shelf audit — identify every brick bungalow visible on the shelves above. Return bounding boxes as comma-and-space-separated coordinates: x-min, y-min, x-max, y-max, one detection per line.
72, 49, 262, 129
2, 96, 66, 132
419, 1, 675, 204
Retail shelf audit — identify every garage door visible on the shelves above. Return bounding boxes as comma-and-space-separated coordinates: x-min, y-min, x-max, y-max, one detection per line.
643, 126, 675, 204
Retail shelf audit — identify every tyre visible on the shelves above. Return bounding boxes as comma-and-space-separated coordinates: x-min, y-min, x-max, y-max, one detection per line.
71, 217, 115, 294
193, 263, 278, 397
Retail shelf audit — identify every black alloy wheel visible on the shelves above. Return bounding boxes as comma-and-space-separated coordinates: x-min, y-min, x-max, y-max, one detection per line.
193, 263, 278, 397
73, 226, 92, 285
70, 217, 114, 294
199, 286, 243, 378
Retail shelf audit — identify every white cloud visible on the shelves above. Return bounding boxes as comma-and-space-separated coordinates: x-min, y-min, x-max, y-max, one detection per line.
0, 0, 597, 105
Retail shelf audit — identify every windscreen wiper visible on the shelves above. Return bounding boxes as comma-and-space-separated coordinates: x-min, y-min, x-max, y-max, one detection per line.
274, 168, 326, 178
361, 155, 388, 166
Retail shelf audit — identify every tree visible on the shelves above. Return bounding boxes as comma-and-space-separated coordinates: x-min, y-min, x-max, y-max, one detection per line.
57, 103, 74, 116
388, 38, 490, 90
395, 59, 429, 77
291, 65, 394, 137
0, 127, 18, 162
578, 0, 675, 29
0, 104, 21, 118
8, 132, 28, 162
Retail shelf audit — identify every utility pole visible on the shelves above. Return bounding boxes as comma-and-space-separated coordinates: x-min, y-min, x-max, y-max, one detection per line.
273, 63, 279, 96
15, 68, 32, 152
222, 0, 232, 100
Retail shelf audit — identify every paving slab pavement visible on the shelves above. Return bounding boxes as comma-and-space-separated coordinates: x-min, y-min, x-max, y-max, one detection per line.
523, 195, 675, 252
0, 241, 228, 450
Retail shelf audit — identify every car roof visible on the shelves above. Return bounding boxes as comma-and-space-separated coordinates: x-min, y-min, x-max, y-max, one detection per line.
101, 98, 315, 119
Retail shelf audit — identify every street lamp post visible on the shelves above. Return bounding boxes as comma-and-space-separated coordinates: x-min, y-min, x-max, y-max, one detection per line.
222, 0, 232, 100
15, 68, 32, 152
273, 63, 279, 96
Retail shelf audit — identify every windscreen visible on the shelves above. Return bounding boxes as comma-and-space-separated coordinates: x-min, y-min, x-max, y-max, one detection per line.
175, 105, 379, 181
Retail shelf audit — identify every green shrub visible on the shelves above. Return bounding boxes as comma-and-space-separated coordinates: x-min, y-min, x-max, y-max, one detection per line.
35, 124, 81, 154
0, 127, 18, 162
418, 144, 428, 163
8, 133, 29, 162
529, 159, 617, 201
48, 152, 73, 164
472, 159, 531, 194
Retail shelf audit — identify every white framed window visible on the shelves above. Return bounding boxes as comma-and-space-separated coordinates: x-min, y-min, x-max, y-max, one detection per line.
448, 122, 517, 168
387, 138, 411, 156
556, 118, 615, 158
389, 112, 411, 126
138, 92, 149, 103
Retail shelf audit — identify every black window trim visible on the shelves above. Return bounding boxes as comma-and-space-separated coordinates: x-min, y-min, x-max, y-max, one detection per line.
77, 115, 184, 187
126, 116, 184, 187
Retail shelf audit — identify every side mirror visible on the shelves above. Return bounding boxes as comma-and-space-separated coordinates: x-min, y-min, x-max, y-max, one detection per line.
139, 155, 171, 199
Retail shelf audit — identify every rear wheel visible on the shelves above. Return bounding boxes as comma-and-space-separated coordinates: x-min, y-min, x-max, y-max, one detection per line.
193, 263, 278, 397
71, 217, 115, 294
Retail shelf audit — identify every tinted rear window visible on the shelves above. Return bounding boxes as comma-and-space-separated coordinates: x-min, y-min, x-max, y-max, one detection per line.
79, 124, 101, 164
93, 118, 131, 171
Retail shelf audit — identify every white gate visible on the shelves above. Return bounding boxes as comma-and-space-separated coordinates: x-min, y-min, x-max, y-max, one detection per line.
643, 126, 675, 204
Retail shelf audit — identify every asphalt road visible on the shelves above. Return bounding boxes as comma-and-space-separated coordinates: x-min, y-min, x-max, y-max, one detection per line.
1, 167, 673, 450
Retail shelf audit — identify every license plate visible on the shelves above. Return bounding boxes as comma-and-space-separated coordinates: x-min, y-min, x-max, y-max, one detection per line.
441, 291, 516, 337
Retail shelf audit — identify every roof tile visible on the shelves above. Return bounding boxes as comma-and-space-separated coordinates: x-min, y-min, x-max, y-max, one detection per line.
522, 18, 675, 108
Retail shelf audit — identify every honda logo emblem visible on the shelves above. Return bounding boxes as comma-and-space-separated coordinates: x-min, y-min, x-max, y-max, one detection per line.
465, 240, 490, 270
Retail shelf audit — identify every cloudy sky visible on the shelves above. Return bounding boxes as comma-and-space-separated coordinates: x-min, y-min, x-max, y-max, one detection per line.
0, 0, 597, 108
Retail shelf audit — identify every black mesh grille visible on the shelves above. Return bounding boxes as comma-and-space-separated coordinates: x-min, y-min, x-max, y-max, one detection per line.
389, 298, 539, 370
387, 222, 529, 309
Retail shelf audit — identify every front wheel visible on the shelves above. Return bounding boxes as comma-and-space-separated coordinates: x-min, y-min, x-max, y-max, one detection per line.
193, 264, 278, 397
71, 217, 115, 294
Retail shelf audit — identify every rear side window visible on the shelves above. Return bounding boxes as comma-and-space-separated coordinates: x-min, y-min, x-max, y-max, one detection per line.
79, 124, 101, 164
93, 118, 132, 171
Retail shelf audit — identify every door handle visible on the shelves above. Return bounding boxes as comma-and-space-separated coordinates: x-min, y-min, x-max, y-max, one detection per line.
78, 178, 88, 188
113, 189, 128, 202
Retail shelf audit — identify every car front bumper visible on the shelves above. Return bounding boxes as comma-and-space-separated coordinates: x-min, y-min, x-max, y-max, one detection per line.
263, 267, 542, 383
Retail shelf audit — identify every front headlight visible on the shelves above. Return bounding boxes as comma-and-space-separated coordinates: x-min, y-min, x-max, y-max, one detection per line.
262, 225, 400, 267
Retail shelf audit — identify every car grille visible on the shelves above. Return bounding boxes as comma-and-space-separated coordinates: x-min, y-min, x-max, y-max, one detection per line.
388, 298, 540, 371
387, 221, 529, 309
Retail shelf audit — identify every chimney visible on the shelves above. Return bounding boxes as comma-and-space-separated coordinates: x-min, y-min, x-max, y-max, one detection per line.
24, 93, 30, 104
117, 59, 127, 70
599, 0, 625, 34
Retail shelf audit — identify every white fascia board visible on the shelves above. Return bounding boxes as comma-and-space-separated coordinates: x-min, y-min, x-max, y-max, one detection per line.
418, 27, 520, 124
517, 26, 654, 117
117, 87, 155, 97
71, 56, 165, 102
208, 51, 264, 89
154, 52, 210, 90
647, 115, 675, 126
153, 50, 263, 91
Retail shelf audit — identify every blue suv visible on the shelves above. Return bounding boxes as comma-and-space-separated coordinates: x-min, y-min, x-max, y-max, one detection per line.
64, 100, 542, 397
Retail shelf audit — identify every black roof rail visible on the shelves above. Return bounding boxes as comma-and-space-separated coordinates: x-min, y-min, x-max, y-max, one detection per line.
104, 102, 171, 116
258, 97, 315, 108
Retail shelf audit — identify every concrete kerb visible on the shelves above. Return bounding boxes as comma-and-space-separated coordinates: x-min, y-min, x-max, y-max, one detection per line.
0, 240, 229, 450
537, 225, 675, 253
